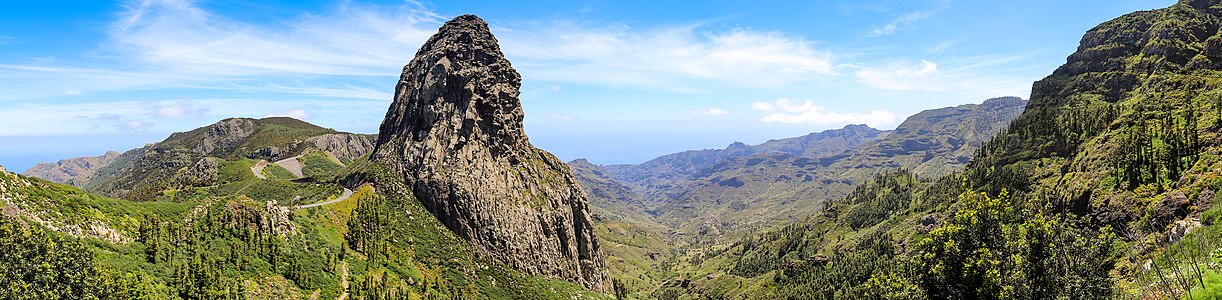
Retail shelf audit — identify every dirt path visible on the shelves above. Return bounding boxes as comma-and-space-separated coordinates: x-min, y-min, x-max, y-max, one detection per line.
295, 187, 354, 210
337, 261, 350, 300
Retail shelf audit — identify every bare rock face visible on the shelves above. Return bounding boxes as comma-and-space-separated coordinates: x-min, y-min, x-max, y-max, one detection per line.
306, 133, 376, 161
371, 15, 610, 292
191, 118, 258, 156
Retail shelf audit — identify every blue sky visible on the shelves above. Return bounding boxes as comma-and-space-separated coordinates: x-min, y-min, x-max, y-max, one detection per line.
0, 0, 1174, 172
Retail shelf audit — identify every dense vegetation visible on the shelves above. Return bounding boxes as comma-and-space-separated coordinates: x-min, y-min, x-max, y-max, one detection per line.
82, 117, 346, 201
623, 2, 1222, 299
12, 1, 1222, 299
1, 151, 610, 299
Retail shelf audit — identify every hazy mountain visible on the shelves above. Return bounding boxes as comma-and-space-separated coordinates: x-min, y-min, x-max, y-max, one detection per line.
23, 150, 121, 187
827, 96, 1027, 179
581, 97, 1026, 235
7, 1, 1222, 298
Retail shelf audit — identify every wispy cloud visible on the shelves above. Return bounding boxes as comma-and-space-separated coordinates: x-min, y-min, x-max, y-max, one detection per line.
116, 120, 153, 131
229, 83, 394, 100
0, 0, 840, 100
0, 0, 440, 101
111, 0, 442, 77
690, 108, 728, 116
752, 98, 896, 127
869, 10, 937, 36
0, 98, 387, 135
927, 39, 962, 54
852, 54, 1036, 97
111, 0, 836, 90
0, 0, 1041, 135
855, 60, 939, 90
500, 24, 835, 89
547, 113, 578, 122
264, 108, 312, 120
152, 101, 208, 118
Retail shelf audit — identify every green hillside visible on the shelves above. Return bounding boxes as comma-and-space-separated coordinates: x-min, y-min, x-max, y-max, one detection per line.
663, 1, 1222, 299
75, 118, 372, 202
0, 161, 611, 299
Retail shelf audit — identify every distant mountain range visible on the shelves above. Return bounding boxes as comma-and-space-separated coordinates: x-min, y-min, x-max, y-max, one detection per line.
8, 0, 1221, 298
572, 96, 1027, 235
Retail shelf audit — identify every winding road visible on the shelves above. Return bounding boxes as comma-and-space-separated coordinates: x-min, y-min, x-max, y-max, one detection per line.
249, 158, 356, 210
295, 187, 353, 210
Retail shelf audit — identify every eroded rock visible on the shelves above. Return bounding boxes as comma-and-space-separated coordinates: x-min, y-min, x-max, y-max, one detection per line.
371, 14, 610, 292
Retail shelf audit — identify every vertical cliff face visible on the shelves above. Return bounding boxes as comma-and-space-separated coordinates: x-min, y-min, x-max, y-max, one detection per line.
371, 15, 611, 292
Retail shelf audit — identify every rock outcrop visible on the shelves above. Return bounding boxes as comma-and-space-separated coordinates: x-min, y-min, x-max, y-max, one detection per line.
371, 15, 610, 291
306, 133, 376, 161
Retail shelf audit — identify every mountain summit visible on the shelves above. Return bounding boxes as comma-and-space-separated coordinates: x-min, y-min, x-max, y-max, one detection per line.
371, 15, 611, 291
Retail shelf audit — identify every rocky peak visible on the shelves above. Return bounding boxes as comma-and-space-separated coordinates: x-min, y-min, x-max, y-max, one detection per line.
725, 141, 751, 152
371, 14, 610, 292
374, 14, 527, 156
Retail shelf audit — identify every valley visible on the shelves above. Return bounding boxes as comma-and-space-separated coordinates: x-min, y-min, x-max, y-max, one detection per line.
5, 1, 1222, 299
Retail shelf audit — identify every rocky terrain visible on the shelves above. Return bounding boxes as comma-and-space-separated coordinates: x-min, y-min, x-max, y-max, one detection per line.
11, 1, 1222, 298
370, 15, 610, 292
24, 117, 374, 201
649, 1, 1222, 298
23, 150, 121, 187
582, 97, 1027, 234
827, 96, 1027, 179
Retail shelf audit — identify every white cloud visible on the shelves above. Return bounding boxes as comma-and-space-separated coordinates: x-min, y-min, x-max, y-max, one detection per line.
110, 0, 442, 77
500, 24, 835, 89
230, 83, 393, 100
751, 102, 776, 112
0, 0, 840, 100
547, 113, 578, 122
855, 60, 938, 90
927, 39, 961, 54
116, 120, 153, 131
752, 98, 896, 127
264, 109, 312, 120
109, 0, 834, 89
152, 102, 208, 118
0, 98, 387, 136
690, 108, 728, 116
851, 55, 1035, 97
90, 114, 122, 121
869, 10, 936, 36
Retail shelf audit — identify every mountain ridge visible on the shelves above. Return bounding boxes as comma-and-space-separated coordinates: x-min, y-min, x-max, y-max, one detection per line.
580, 96, 1027, 235
23, 117, 376, 201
